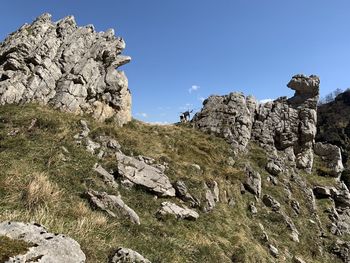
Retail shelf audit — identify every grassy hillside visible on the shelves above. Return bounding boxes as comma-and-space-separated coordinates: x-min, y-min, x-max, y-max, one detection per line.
0, 104, 344, 262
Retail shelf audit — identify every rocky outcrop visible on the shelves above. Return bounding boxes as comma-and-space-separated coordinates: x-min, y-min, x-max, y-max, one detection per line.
86, 190, 140, 225
156, 202, 199, 220
0, 13, 131, 125
0, 221, 85, 263
109, 247, 151, 263
314, 142, 344, 177
202, 181, 220, 212
115, 152, 176, 197
193, 74, 320, 173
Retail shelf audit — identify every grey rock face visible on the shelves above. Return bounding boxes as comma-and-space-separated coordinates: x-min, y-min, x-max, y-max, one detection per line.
110, 248, 151, 263
331, 239, 350, 263
314, 142, 344, 177
0, 221, 85, 263
193, 74, 320, 173
86, 190, 140, 225
116, 152, 176, 197
156, 202, 199, 220
268, 244, 279, 258
0, 13, 131, 125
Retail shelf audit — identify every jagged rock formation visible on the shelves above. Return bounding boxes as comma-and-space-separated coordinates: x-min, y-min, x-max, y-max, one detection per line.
193, 74, 321, 173
314, 142, 344, 176
0, 221, 86, 263
0, 13, 131, 125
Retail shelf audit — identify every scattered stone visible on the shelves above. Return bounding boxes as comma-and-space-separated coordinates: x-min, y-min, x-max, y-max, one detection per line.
293, 256, 306, 263
173, 180, 200, 207
313, 186, 332, 199
86, 190, 140, 225
314, 142, 344, 177
266, 160, 282, 176
262, 194, 281, 211
243, 165, 261, 197
291, 200, 300, 215
0, 13, 131, 125
0, 221, 86, 262
156, 202, 199, 220
249, 202, 258, 214
93, 164, 118, 188
116, 152, 175, 197
203, 181, 219, 212
27, 118, 37, 131
268, 244, 279, 258
109, 247, 151, 263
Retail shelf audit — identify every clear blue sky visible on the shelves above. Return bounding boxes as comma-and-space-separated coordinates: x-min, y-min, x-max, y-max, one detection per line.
1, 1, 350, 123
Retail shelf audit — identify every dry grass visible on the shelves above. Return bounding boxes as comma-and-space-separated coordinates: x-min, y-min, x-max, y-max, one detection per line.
22, 172, 61, 210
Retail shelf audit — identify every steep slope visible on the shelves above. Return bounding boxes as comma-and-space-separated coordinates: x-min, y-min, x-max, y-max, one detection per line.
0, 103, 346, 263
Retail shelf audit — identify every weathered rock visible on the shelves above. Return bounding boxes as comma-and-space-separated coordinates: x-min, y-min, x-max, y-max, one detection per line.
268, 244, 279, 258
331, 239, 350, 263
266, 160, 283, 176
0, 13, 131, 125
293, 256, 306, 263
116, 152, 175, 197
0, 221, 85, 263
174, 180, 200, 207
202, 181, 220, 212
249, 202, 258, 214
314, 142, 344, 177
291, 200, 301, 215
193, 74, 320, 173
86, 190, 140, 224
262, 194, 281, 211
243, 165, 261, 197
313, 186, 332, 199
156, 202, 199, 220
93, 164, 118, 188
110, 247, 151, 263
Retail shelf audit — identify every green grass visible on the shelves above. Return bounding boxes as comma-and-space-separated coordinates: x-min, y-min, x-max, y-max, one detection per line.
0, 103, 344, 263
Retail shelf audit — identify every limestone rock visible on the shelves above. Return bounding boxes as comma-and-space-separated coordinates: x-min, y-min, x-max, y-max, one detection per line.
249, 202, 258, 214
174, 180, 200, 207
202, 181, 220, 212
93, 164, 118, 188
262, 194, 281, 211
268, 244, 279, 258
293, 256, 306, 263
313, 186, 332, 199
0, 13, 131, 125
116, 152, 175, 197
110, 247, 151, 263
314, 142, 344, 177
266, 160, 283, 176
243, 165, 261, 197
86, 190, 140, 225
0, 221, 85, 263
193, 74, 320, 173
331, 239, 350, 263
156, 202, 199, 220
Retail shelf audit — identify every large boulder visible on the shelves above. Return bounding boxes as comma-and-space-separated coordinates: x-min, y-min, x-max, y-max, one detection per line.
0, 13, 131, 125
0, 221, 86, 263
116, 152, 176, 197
243, 165, 262, 197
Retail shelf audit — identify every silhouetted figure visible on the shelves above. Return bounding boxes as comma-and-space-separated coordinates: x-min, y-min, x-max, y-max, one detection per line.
180, 110, 193, 123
